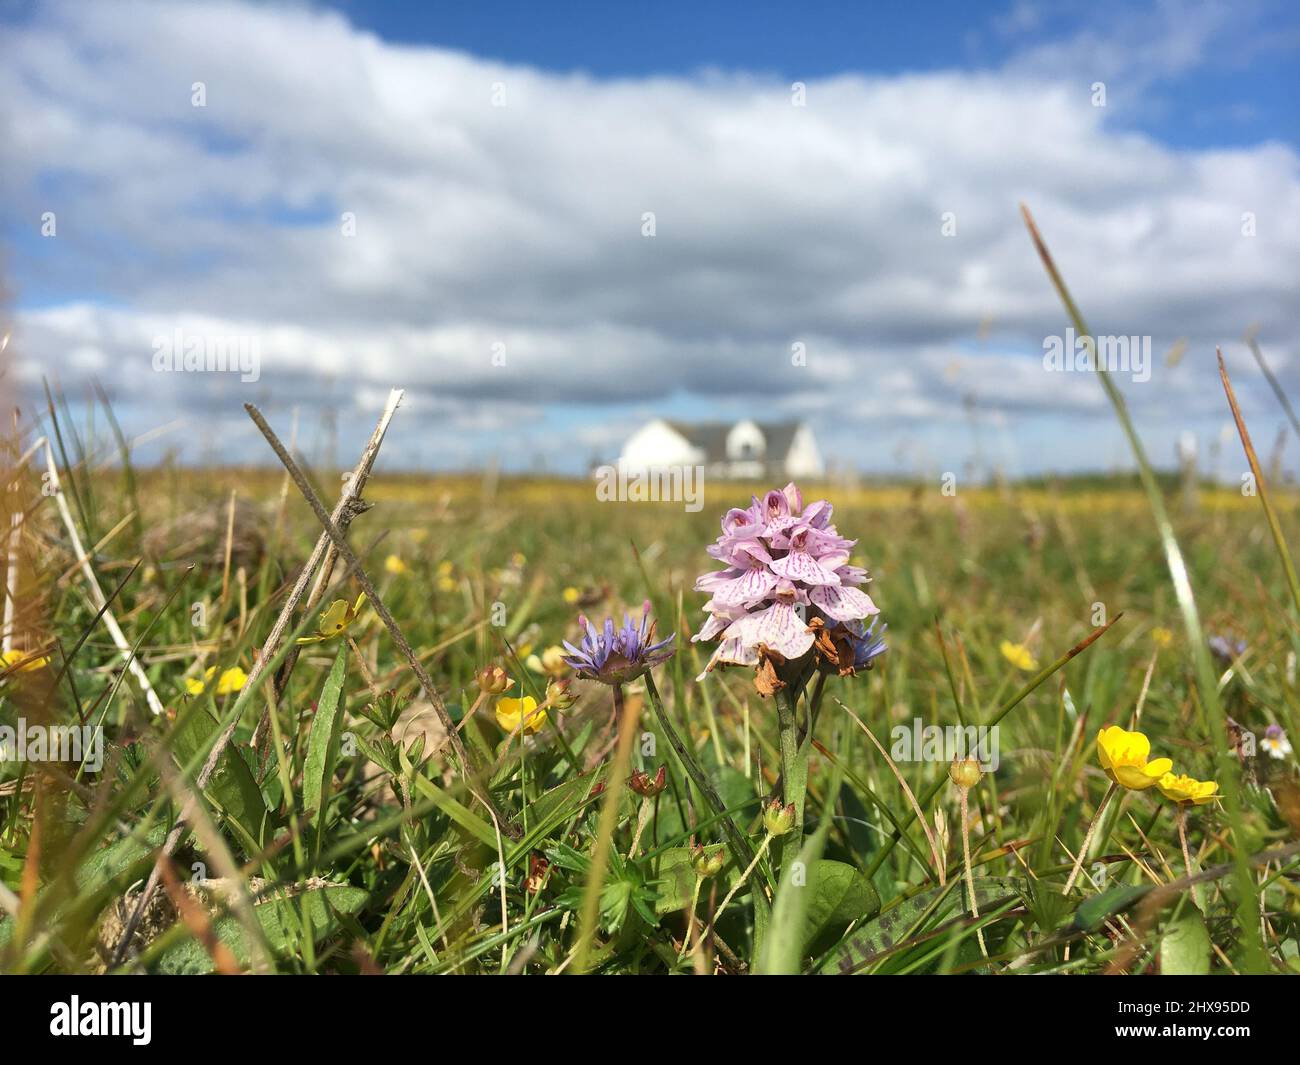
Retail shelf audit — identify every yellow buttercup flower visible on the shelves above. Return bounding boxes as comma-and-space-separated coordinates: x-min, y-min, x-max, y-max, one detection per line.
1096, 725, 1173, 790
1151, 626, 1174, 648
495, 695, 548, 735
1, 649, 50, 674
562, 586, 580, 605
186, 666, 248, 696
540, 645, 570, 678
296, 593, 368, 644
1157, 772, 1218, 805
1000, 640, 1037, 672
436, 560, 454, 578
527, 645, 571, 679
384, 554, 408, 575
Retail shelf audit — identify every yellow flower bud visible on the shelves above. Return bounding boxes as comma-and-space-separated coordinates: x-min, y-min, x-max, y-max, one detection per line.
545, 678, 576, 710
763, 798, 796, 836
691, 844, 725, 879
948, 756, 983, 790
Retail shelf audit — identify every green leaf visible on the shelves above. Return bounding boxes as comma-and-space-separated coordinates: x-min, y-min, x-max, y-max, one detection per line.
75, 824, 169, 894
155, 882, 369, 974
803, 859, 880, 944
1071, 882, 1152, 932
172, 704, 271, 854
409, 773, 498, 848
652, 847, 696, 915
302, 645, 348, 866
818, 876, 1024, 974
1160, 908, 1211, 975
758, 829, 827, 974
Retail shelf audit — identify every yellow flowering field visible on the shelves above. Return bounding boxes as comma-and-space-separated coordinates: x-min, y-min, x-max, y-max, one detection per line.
3, 432, 1299, 977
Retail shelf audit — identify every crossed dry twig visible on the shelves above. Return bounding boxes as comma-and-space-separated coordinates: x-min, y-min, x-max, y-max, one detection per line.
243, 400, 516, 837
250, 389, 404, 753
113, 391, 410, 965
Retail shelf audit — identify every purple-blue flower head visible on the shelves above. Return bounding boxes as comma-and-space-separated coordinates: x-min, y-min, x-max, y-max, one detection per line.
1208, 634, 1246, 666
561, 601, 676, 686
845, 618, 888, 671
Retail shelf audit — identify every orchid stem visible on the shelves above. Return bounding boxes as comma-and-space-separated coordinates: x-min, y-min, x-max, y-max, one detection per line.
773, 687, 807, 879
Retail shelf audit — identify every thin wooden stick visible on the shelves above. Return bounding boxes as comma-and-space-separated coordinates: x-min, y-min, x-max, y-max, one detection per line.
112, 393, 406, 964
252, 388, 405, 750
243, 401, 515, 836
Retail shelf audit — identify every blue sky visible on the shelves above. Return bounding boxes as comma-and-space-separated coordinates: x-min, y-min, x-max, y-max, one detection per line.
325, 0, 1300, 150
1, 0, 1297, 477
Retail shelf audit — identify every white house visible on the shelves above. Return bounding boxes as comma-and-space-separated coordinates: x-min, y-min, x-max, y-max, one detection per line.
616, 419, 824, 481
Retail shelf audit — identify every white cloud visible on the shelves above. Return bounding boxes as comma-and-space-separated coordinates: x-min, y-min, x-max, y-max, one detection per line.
1, 0, 1297, 473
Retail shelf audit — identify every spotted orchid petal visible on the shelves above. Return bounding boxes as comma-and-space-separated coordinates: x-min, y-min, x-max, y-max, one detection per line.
810, 584, 878, 621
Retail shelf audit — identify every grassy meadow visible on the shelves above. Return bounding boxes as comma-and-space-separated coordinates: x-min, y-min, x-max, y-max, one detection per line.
2, 443, 1299, 974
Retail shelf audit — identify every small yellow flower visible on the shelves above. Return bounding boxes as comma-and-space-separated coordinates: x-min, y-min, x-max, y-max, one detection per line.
527, 645, 570, 678
437, 575, 457, 593
436, 560, 454, 578
495, 695, 548, 735
296, 593, 368, 644
1096, 725, 1173, 790
1000, 640, 1037, 672
562, 586, 580, 605
1157, 772, 1218, 806
186, 666, 248, 696
1151, 626, 1174, 648
1, 649, 50, 674
384, 554, 409, 575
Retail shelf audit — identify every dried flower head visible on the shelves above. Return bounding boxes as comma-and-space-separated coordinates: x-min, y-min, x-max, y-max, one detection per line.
629, 765, 668, 798
476, 664, 513, 694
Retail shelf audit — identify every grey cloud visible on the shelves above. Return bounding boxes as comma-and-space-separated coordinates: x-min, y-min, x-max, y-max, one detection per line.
2, 0, 1297, 473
